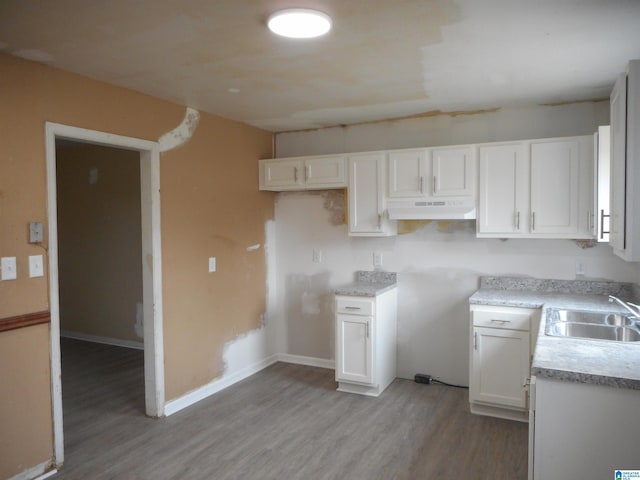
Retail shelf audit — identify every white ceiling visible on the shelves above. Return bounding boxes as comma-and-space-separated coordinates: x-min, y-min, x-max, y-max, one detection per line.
1, 0, 640, 132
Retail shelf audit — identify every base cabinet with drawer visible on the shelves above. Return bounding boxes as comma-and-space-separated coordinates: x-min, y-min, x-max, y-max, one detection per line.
469, 304, 539, 422
335, 289, 398, 397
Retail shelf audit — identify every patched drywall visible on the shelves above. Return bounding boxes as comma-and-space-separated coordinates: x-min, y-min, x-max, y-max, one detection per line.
0, 53, 273, 477
56, 143, 143, 343
271, 102, 637, 386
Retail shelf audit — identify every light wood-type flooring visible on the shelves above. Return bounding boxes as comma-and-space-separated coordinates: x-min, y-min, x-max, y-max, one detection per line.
55, 338, 527, 479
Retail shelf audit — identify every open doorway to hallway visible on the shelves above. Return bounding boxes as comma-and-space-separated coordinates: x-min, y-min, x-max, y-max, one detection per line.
45, 122, 165, 469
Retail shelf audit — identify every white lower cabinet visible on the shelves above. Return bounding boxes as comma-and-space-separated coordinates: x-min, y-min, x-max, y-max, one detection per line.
335, 289, 397, 397
531, 377, 640, 480
469, 305, 539, 422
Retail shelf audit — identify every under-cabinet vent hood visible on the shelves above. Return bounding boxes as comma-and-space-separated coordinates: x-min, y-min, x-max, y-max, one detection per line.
387, 199, 477, 220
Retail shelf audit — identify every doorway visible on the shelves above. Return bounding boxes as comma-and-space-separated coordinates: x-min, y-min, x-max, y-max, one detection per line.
45, 123, 165, 467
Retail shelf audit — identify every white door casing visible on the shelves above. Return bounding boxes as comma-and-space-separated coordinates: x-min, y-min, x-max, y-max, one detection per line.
45, 122, 165, 467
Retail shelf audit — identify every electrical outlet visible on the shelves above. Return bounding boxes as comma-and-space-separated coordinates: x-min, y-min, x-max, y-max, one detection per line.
208, 257, 216, 273
373, 251, 383, 268
312, 248, 322, 263
575, 259, 587, 276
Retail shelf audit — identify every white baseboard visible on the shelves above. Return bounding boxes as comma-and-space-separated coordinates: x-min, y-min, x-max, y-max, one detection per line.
9, 460, 56, 480
61, 330, 144, 350
277, 353, 335, 370
163, 353, 335, 417
164, 354, 280, 416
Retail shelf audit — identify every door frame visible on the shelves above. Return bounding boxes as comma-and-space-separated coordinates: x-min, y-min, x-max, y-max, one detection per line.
45, 122, 165, 466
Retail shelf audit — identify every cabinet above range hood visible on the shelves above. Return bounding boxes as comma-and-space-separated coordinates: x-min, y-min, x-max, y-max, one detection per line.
387, 199, 477, 220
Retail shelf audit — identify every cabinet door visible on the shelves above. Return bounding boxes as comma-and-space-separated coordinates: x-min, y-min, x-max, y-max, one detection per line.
530, 140, 579, 235
387, 149, 426, 198
470, 326, 530, 409
478, 144, 527, 234
610, 73, 627, 252
336, 314, 373, 385
348, 153, 388, 235
304, 156, 346, 188
261, 159, 301, 189
431, 146, 474, 197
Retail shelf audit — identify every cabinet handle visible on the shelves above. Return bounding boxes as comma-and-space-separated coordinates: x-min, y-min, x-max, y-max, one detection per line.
473, 331, 478, 350
531, 212, 536, 231
433, 175, 437, 193
344, 306, 361, 310
294, 167, 299, 182
419, 176, 424, 194
305, 165, 310, 180
378, 213, 382, 229
366, 321, 370, 339
490, 319, 511, 324
516, 211, 520, 230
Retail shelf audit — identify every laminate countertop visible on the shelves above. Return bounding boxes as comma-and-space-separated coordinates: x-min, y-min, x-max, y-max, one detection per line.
470, 277, 640, 390
335, 271, 397, 297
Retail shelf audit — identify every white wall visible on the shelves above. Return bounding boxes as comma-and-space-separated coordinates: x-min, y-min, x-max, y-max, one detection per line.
270, 102, 638, 386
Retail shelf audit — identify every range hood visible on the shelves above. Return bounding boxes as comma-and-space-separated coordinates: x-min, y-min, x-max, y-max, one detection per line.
387, 199, 476, 220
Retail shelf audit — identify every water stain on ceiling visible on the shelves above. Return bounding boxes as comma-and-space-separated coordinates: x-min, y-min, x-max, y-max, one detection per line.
1, 0, 639, 132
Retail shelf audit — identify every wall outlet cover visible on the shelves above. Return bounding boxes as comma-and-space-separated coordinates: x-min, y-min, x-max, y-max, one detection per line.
29, 255, 44, 278
1, 257, 17, 280
208, 257, 216, 273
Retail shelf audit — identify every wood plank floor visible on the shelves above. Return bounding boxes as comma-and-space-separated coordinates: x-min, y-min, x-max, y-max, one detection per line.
55, 338, 528, 479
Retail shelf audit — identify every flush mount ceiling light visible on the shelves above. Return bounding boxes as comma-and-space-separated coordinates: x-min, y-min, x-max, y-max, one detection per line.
267, 8, 332, 39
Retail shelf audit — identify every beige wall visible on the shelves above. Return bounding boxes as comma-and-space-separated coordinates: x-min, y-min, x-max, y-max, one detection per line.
0, 53, 273, 478
56, 143, 143, 343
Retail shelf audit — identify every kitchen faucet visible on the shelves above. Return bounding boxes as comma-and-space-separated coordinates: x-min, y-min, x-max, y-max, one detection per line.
608, 295, 640, 318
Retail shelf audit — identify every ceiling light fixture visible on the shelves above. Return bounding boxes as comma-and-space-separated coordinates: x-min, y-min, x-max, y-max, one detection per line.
267, 8, 332, 39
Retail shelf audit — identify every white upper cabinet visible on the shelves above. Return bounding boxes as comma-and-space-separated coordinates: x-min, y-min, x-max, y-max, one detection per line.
259, 155, 346, 191
609, 60, 640, 261
529, 139, 580, 235
431, 146, 474, 197
477, 136, 593, 239
387, 145, 475, 199
387, 149, 427, 198
348, 153, 397, 236
478, 143, 528, 235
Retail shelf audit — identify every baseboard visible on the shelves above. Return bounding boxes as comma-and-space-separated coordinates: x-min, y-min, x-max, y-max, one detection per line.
277, 353, 335, 370
164, 354, 280, 416
61, 330, 144, 350
8, 460, 56, 480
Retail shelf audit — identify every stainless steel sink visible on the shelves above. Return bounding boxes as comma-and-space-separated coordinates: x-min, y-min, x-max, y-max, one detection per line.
550, 309, 634, 326
545, 308, 640, 342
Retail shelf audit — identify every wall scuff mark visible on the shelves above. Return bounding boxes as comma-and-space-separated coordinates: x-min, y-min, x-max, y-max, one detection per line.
158, 107, 200, 152
246, 244, 261, 252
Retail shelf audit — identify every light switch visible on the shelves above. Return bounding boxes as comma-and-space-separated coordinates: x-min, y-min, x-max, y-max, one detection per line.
312, 249, 322, 263
29, 255, 44, 278
1, 257, 17, 280
208, 257, 216, 273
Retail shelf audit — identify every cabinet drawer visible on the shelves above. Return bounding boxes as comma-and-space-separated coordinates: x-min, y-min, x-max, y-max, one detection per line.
336, 297, 375, 316
472, 309, 531, 331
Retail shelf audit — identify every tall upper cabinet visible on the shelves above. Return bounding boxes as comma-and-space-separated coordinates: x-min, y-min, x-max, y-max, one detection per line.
610, 59, 640, 261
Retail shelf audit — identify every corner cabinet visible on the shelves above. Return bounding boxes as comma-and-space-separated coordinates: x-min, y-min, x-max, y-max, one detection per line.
335, 289, 398, 397
477, 136, 594, 239
348, 153, 397, 236
469, 304, 539, 422
259, 155, 346, 191
610, 59, 640, 261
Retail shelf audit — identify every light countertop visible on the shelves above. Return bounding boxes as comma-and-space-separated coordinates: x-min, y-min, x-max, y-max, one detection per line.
470, 278, 640, 390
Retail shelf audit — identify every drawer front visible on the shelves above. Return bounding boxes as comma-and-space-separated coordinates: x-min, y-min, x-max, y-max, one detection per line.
472, 309, 531, 331
336, 297, 375, 316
